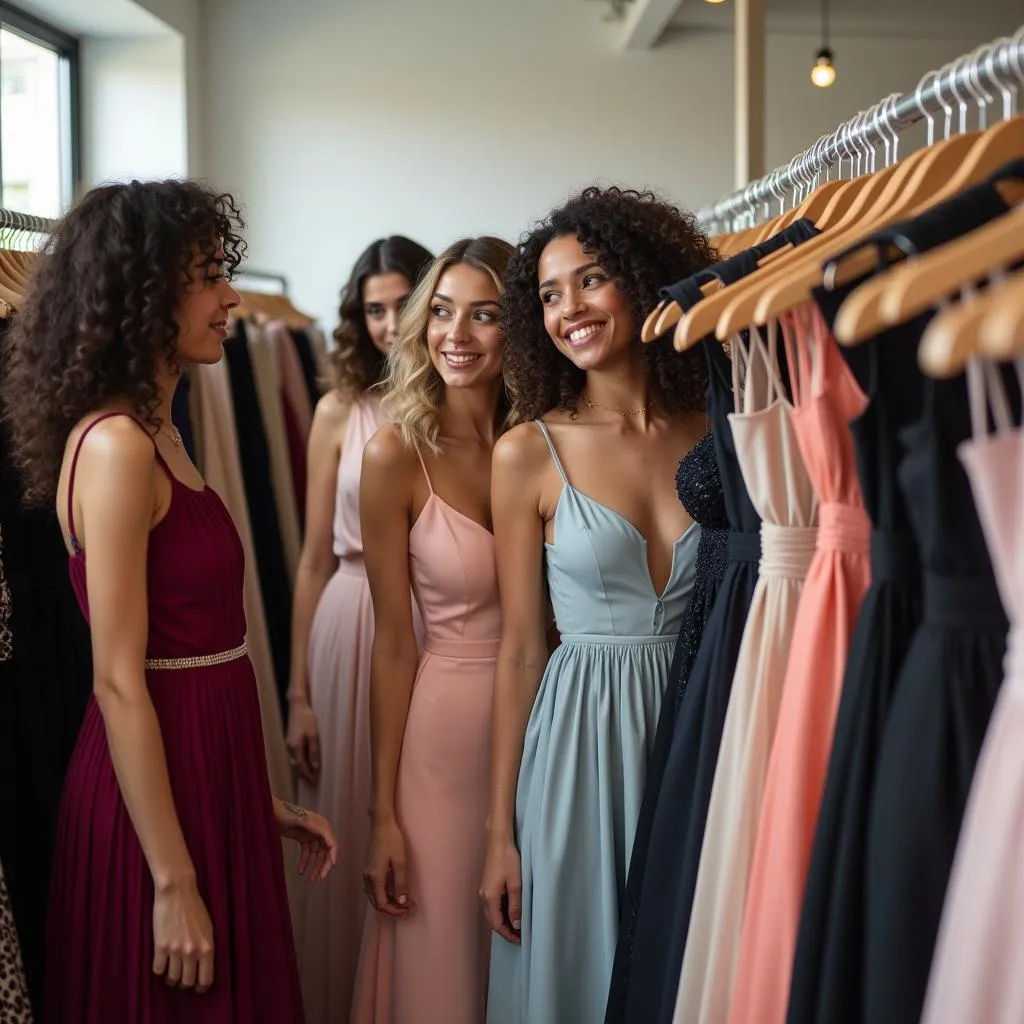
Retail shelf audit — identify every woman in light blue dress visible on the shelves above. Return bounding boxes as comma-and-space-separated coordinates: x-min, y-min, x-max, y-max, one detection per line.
481, 187, 716, 1023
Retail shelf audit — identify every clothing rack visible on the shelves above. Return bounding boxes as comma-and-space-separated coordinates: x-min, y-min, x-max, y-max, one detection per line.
698, 27, 1024, 234
0, 208, 56, 249
234, 268, 289, 295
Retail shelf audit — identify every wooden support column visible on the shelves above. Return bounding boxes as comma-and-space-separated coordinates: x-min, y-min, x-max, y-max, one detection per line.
734, 0, 765, 189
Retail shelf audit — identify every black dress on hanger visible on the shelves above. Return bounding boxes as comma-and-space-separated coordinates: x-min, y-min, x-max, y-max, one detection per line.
787, 172, 1020, 1024
223, 322, 292, 709
0, 419, 92, 1017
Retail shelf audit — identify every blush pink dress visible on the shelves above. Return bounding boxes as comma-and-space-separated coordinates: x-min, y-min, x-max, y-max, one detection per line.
291, 393, 384, 1023
921, 358, 1023, 1024
351, 447, 499, 1024
728, 302, 871, 1024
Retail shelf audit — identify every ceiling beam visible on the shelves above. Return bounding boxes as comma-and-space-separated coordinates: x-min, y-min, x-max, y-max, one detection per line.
618, 0, 683, 50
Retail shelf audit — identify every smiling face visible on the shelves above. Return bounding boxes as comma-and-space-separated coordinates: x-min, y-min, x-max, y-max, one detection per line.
425, 263, 504, 389
363, 271, 411, 355
173, 246, 240, 365
537, 234, 635, 372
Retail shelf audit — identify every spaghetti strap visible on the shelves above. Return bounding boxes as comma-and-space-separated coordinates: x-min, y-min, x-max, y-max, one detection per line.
66, 411, 158, 551
534, 419, 570, 486
413, 444, 435, 495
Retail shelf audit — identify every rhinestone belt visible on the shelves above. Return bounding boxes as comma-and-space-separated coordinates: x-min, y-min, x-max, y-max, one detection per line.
144, 640, 248, 671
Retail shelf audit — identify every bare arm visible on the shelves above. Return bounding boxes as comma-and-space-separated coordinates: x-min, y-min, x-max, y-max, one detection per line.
73, 418, 213, 989
480, 427, 551, 943
286, 392, 349, 783
360, 426, 420, 915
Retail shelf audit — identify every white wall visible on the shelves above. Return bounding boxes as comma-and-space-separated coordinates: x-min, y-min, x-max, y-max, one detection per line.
199, 0, 1015, 330
80, 34, 187, 184
131, 0, 203, 174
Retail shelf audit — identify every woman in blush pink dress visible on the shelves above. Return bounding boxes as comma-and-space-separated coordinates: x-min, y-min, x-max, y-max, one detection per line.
286, 237, 432, 1024
350, 237, 513, 1024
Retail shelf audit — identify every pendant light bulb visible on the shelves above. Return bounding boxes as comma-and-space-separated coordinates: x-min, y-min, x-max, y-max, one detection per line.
811, 47, 836, 88
704, 0, 728, 4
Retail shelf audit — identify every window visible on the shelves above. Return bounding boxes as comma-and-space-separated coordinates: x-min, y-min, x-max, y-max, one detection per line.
0, 4, 79, 219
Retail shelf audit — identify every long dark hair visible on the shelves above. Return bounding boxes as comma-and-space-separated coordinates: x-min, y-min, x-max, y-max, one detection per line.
0, 178, 246, 506
502, 186, 716, 422
330, 235, 434, 399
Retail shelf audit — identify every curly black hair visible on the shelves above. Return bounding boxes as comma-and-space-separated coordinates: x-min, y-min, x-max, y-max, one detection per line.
330, 235, 434, 400
503, 186, 717, 422
0, 178, 246, 506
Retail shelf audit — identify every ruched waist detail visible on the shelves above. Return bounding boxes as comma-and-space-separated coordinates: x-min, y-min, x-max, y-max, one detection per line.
871, 529, 919, 584
759, 523, 817, 579
923, 573, 1008, 630
559, 634, 675, 647
818, 501, 870, 555
728, 530, 761, 564
423, 636, 500, 659
335, 556, 367, 578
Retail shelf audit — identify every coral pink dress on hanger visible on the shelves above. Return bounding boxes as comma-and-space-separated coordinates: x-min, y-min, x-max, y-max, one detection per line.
351, 446, 498, 1024
921, 358, 1024, 1024
728, 302, 871, 1024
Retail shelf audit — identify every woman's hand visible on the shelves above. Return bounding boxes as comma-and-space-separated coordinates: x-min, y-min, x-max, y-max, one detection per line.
152, 876, 215, 992
273, 797, 338, 883
363, 818, 416, 918
480, 835, 522, 945
285, 696, 321, 785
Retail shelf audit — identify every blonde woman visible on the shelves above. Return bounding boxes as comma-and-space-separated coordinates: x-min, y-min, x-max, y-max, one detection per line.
350, 236, 514, 1024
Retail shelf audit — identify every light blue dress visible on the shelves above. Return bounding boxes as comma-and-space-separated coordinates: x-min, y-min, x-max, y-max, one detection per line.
487, 420, 700, 1024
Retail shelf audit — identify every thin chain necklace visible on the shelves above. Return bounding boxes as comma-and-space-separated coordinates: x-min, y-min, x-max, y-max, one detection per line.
580, 392, 655, 417
161, 424, 184, 450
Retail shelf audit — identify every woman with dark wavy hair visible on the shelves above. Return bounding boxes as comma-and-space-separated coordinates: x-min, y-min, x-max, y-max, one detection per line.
286, 235, 432, 1022
480, 187, 715, 1023
0, 179, 338, 1022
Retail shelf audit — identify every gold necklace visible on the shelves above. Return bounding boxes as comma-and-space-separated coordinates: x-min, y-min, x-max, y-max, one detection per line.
161, 424, 184, 450
580, 392, 655, 417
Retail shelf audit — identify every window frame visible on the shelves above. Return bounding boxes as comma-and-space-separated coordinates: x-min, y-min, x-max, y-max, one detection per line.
0, 1, 81, 211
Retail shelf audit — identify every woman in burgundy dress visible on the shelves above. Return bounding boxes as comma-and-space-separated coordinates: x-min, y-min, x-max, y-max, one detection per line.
0, 179, 339, 1022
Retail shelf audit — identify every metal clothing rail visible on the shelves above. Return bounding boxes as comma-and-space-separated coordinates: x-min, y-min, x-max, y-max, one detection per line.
0, 208, 56, 235
234, 268, 289, 295
698, 26, 1024, 232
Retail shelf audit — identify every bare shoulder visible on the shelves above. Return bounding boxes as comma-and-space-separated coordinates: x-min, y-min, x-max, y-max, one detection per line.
72, 413, 156, 474
312, 388, 353, 429
362, 423, 418, 476
493, 421, 550, 477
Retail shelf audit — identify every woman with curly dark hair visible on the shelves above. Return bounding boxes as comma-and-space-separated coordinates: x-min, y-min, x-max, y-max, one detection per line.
286, 235, 432, 1022
480, 186, 716, 1023
1, 179, 338, 1022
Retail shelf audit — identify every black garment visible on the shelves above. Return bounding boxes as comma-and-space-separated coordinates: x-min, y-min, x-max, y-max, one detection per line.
289, 328, 322, 409
788, 176, 1019, 1024
223, 324, 292, 709
0, 422, 92, 1018
861, 362, 1015, 1024
607, 339, 763, 1024
171, 372, 197, 463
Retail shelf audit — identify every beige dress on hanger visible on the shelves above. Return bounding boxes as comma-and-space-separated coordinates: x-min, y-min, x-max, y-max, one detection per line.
673, 319, 818, 1024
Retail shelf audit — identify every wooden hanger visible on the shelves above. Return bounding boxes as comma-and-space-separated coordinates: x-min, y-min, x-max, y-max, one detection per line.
979, 269, 1024, 360
833, 194, 1024, 343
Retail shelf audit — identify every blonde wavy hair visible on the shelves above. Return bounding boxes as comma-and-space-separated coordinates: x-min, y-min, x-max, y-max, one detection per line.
381, 236, 514, 453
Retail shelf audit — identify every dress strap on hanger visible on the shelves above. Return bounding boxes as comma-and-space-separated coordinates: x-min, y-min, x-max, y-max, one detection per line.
966, 358, 1017, 442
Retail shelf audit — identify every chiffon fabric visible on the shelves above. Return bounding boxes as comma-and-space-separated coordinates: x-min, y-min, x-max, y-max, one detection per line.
488, 420, 699, 1024
45, 413, 303, 1023
352, 447, 498, 1024
608, 337, 762, 1024
673, 321, 817, 1024
728, 303, 870, 1024
921, 358, 1024, 1024
292, 393, 383, 1024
